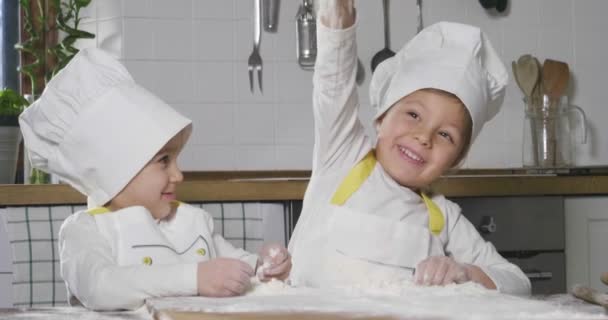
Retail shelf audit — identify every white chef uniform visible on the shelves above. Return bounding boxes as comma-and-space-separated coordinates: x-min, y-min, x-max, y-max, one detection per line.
59, 203, 257, 310
19, 48, 258, 310
288, 20, 531, 295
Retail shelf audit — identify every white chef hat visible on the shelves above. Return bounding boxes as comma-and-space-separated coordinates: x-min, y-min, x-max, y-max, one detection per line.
369, 21, 508, 144
19, 48, 192, 206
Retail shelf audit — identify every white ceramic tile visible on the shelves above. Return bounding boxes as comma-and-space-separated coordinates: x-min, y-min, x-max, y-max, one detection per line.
424, 0, 467, 27
193, 20, 234, 61
188, 145, 236, 170
192, 62, 234, 102
83, 0, 608, 169
235, 103, 275, 145
154, 62, 195, 103
97, 0, 121, 20
275, 103, 313, 145
275, 145, 313, 170
96, 18, 123, 57
273, 0, 299, 61
194, 0, 234, 19
79, 0, 98, 22
152, 20, 193, 60
389, 0, 419, 48
234, 0, 253, 20
122, 19, 154, 60
276, 62, 313, 103
148, 0, 192, 19
0, 210, 11, 271
180, 103, 235, 145
123, 61, 159, 93
463, 141, 510, 169
123, 0, 151, 17
0, 273, 11, 308
234, 146, 276, 170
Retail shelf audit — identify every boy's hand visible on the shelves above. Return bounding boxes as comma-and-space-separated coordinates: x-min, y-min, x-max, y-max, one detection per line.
257, 243, 292, 281
318, 0, 355, 29
197, 258, 254, 297
414, 256, 471, 286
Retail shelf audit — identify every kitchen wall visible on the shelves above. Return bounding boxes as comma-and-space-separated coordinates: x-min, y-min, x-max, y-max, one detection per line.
76, 0, 608, 170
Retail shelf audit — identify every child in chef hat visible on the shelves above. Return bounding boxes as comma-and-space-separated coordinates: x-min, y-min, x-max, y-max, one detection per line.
288, 0, 530, 295
19, 48, 291, 311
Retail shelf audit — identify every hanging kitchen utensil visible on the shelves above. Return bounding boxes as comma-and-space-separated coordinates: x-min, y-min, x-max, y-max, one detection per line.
371, 0, 395, 73
296, 0, 316, 70
263, 0, 280, 32
416, 0, 423, 33
247, 0, 263, 93
479, 0, 508, 13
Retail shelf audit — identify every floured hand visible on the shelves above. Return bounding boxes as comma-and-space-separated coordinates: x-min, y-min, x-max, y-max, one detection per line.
257, 243, 292, 281
197, 258, 254, 297
317, 0, 355, 29
414, 256, 471, 286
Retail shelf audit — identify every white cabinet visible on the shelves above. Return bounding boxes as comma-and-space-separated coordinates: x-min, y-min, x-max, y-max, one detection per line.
565, 196, 608, 291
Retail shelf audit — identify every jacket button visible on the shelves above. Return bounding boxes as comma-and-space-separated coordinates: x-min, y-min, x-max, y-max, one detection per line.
196, 248, 206, 256
142, 256, 153, 265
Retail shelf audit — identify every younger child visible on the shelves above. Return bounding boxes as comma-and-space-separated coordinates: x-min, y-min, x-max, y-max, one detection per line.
19, 48, 291, 310
288, 0, 530, 295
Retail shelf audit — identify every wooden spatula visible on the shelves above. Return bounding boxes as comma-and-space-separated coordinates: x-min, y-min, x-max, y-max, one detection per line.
542, 59, 570, 99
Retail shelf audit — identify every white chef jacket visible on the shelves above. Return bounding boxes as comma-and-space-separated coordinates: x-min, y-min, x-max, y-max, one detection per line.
58, 202, 258, 310
288, 20, 531, 296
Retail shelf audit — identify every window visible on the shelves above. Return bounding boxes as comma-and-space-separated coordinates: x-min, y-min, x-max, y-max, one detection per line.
1, 0, 18, 90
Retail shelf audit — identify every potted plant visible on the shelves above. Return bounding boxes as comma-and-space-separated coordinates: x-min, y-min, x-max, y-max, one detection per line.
0, 88, 28, 183
14, 0, 94, 183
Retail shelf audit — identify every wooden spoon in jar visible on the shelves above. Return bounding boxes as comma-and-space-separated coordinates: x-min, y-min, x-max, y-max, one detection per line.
514, 54, 541, 101
542, 59, 570, 99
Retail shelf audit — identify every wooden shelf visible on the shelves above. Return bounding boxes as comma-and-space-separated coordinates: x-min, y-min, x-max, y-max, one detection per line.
3, 175, 608, 206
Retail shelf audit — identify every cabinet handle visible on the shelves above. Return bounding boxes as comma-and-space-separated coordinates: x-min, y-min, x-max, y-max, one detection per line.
525, 271, 553, 280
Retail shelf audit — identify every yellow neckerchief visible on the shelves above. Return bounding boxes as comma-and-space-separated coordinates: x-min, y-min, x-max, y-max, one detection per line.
330, 150, 445, 236
86, 201, 182, 215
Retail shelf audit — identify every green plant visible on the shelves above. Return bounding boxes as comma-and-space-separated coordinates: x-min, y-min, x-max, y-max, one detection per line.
50, 0, 94, 77
15, 0, 94, 96
0, 88, 29, 126
13, 0, 94, 184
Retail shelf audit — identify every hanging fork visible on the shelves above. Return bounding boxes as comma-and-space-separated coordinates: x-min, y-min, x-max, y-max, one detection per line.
248, 0, 263, 93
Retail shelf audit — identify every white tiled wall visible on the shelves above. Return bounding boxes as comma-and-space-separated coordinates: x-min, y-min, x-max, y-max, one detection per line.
77, 0, 608, 170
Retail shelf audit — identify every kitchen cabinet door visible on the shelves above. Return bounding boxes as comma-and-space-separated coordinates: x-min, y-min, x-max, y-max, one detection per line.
565, 196, 608, 292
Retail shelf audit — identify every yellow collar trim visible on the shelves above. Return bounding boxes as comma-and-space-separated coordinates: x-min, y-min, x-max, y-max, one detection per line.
87, 207, 110, 215
331, 150, 377, 206
86, 201, 182, 216
330, 150, 445, 235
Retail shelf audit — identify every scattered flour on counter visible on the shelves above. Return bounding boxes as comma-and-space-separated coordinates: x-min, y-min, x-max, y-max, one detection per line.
147, 279, 608, 320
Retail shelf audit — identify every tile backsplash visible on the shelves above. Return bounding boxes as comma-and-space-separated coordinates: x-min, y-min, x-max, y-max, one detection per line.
78, 0, 608, 170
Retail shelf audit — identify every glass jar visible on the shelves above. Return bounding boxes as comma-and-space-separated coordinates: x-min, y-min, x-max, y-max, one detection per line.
522, 95, 587, 168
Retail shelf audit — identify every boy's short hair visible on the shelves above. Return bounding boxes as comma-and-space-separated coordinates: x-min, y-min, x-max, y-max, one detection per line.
19, 48, 192, 206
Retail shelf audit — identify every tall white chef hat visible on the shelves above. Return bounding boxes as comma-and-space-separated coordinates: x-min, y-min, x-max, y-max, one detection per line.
369, 21, 508, 144
19, 48, 192, 206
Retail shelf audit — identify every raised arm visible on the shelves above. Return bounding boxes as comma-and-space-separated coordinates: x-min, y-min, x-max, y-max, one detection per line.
312, 0, 370, 173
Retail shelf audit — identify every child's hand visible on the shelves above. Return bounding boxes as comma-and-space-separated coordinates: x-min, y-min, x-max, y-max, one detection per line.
318, 0, 355, 29
257, 243, 292, 281
414, 256, 471, 286
197, 258, 254, 297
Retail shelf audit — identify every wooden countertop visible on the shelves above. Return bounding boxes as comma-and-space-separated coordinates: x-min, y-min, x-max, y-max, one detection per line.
3, 173, 608, 206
